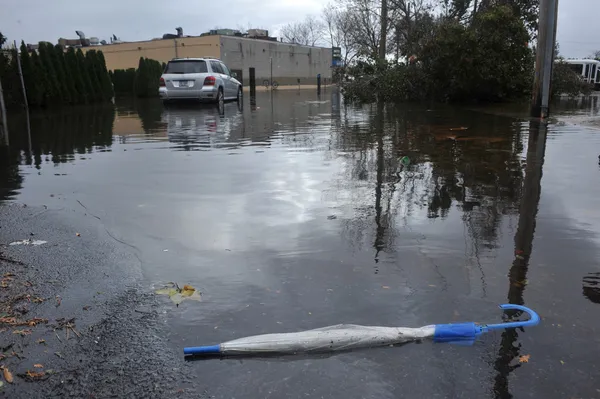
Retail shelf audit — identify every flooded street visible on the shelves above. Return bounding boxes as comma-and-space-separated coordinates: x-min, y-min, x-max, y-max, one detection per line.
1, 90, 600, 398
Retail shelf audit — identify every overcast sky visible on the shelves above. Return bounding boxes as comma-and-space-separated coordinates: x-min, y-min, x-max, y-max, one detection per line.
1, 0, 598, 58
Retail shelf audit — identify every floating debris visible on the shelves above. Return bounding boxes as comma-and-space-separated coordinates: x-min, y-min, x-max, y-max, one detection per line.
9, 239, 47, 246
155, 282, 202, 306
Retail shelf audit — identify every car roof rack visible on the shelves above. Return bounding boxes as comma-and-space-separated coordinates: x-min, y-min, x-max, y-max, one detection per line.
171, 56, 220, 60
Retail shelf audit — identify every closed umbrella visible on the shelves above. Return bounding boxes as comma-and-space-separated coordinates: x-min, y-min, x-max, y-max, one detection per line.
184, 304, 539, 357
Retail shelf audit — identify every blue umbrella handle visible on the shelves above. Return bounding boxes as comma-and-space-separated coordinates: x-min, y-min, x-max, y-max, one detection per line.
482, 304, 540, 331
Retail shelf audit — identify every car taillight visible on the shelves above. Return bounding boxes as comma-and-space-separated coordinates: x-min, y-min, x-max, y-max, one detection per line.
203, 76, 216, 86
159, 77, 166, 87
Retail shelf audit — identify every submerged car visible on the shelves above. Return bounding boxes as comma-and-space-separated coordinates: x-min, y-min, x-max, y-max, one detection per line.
159, 58, 242, 105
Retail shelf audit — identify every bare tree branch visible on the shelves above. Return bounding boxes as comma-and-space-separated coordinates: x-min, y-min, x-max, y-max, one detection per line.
279, 15, 326, 46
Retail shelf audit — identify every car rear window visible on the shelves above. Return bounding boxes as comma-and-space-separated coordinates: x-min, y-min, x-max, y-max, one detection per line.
165, 60, 207, 74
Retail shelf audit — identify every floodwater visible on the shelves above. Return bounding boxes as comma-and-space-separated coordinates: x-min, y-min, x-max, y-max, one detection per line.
2, 91, 600, 398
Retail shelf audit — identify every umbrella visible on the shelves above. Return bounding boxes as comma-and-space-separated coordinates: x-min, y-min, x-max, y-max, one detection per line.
184, 304, 539, 357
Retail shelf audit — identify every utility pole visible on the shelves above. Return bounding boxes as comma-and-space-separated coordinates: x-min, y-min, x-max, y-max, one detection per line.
378, 0, 388, 62
530, 0, 560, 118
15, 41, 31, 139
0, 77, 8, 146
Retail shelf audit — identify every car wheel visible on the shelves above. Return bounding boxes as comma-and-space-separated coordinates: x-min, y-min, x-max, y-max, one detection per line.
236, 86, 243, 104
216, 88, 224, 108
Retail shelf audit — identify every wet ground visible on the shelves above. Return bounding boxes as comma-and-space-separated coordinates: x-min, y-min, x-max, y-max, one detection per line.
1, 90, 600, 398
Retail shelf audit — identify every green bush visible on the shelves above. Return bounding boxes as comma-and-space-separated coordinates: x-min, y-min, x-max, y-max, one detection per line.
343, 6, 537, 104
132, 57, 163, 97
111, 68, 136, 94
551, 61, 593, 98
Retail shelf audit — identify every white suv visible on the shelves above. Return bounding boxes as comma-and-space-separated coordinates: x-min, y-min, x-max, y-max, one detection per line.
159, 58, 242, 105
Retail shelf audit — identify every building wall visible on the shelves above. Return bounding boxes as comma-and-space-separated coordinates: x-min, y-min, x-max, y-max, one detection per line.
83, 35, 332, 86
219, 36, 332, 86
82, 36, 220, 70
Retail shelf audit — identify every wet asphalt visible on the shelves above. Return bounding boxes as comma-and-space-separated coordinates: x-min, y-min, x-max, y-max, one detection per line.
1, 90, 600, 398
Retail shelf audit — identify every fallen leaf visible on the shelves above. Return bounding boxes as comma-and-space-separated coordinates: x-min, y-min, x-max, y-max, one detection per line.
27, 318, 48, 326
36, 339, 46, 344
26, 370, 45, 379
32, 297, 44, 303
560, 360, 564, 365
33, 364, 43, 368
13, 329, 32, 336
76, 233, 81, 237
519, 354, 530, 363
3, 367, 13, 383
382, 286, 390, 289
182, 285, 196, 296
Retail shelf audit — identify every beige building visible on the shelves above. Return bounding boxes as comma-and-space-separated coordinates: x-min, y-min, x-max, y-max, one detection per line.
82, 35, 332, 86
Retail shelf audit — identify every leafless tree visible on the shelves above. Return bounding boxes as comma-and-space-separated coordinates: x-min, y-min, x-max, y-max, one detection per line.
279, 15, 325, 46
344, 0, 384, 59
323, 3, 359, 64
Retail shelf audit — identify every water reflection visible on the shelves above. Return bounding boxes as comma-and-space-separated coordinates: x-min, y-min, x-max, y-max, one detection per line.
2, 92, 600, 397
0, 105, 115, 202
492, 120, 547, 399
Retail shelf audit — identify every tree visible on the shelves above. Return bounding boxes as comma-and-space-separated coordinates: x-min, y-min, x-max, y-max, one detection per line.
134, 57, 149, 97
0, 32, 6, 47
323, 3, 358, 65
144, 58, 162, 97
38, 42, 63, 105
279, 15, 325, 46
96, 51, 114, 100
47, 43, 71, 104
388, 0, 436, 60
345, 0, 383, 59
65, 48, 85, 104
30, 51, 49, 106
419, 5, 533, 101
0, 48, 23, 107
85, 50, 103, 101
476, 0, 539, 34
54, 45, 78, 104
76, 48, 94, 103
19, 41, 42, 107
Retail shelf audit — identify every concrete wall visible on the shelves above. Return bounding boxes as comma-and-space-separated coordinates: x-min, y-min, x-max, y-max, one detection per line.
219, 36, 332, 86
83, 35, 332, 86
83, 36, 220, 70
